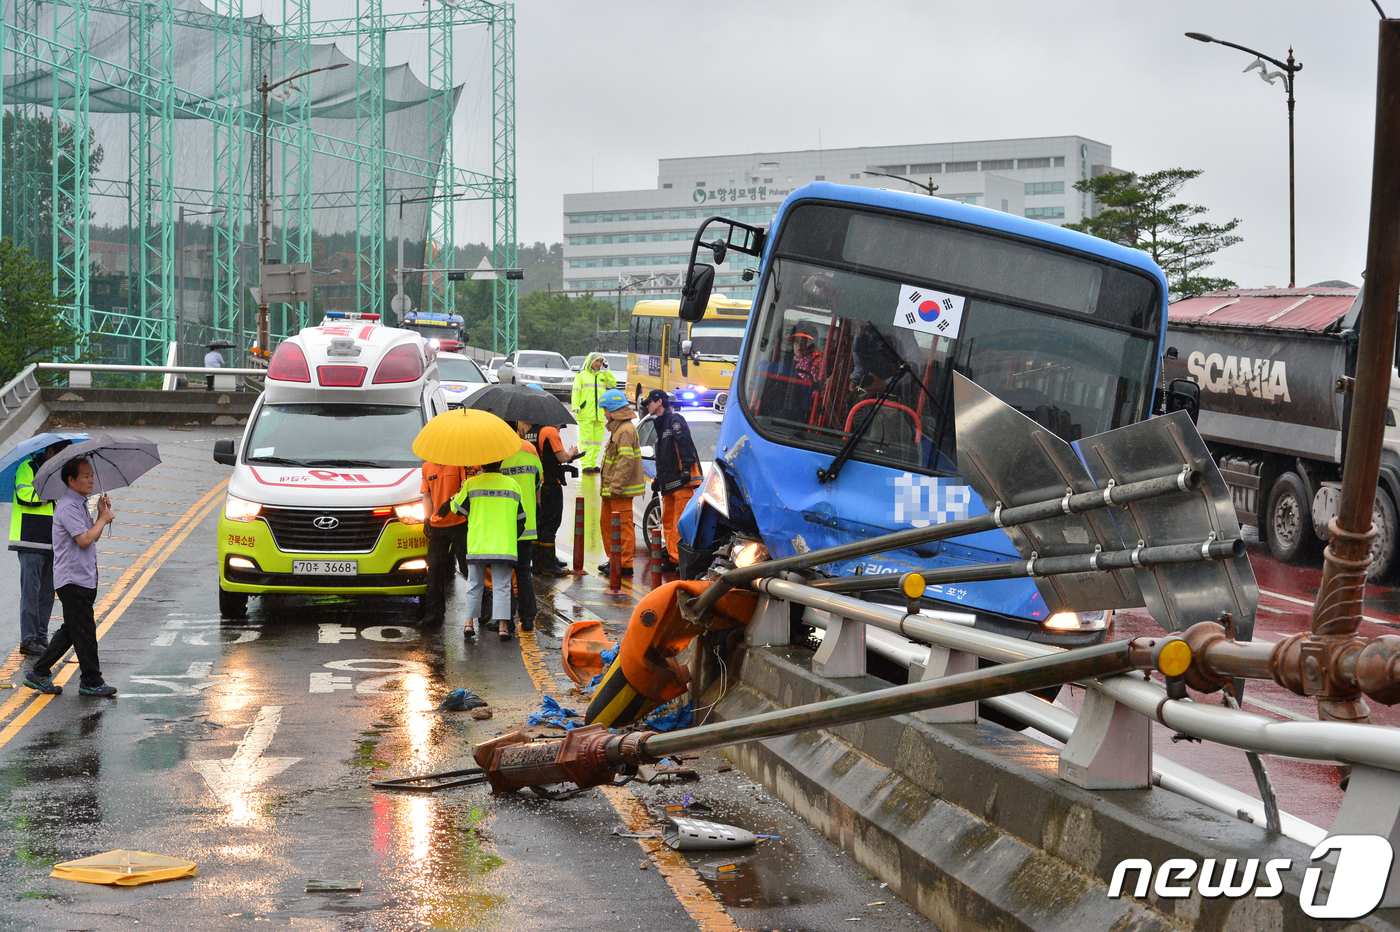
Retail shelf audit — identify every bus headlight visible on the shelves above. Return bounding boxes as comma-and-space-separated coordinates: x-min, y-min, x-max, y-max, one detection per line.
732, 538, 769, 568
1043, 609, 1111, 632
395, 502, 426, 525
224, 495, 262, 523
699, 466, 729, 518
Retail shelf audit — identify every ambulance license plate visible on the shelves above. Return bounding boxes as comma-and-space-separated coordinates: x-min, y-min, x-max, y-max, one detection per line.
293, 560, 358, 576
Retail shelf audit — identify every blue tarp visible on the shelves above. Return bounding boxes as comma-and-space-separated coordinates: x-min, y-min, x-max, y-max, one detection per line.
584, 643, 620, 694
642, 701, 693, 732
528, 695, 584, 730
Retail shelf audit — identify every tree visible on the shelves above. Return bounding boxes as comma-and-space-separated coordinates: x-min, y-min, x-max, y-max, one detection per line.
1063, 168, 1242, 298
0, 238, 80, 383
1, 111, 105, 244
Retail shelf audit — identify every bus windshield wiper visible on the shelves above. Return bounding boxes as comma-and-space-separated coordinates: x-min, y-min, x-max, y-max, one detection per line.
817, 363, 908, 485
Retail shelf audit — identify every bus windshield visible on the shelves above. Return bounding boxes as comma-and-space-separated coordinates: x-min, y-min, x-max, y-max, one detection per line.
739, 205, 1160, 476
690, 320, 745, 360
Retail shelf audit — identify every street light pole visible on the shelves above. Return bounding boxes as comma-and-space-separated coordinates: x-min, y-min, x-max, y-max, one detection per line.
1186, 32, 1302, 287
255, 62, 348, 356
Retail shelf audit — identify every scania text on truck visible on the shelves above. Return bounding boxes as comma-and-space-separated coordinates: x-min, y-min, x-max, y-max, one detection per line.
674, 182, 1178, 656
1161, 285, 1400, 579
211, 320, 445, 617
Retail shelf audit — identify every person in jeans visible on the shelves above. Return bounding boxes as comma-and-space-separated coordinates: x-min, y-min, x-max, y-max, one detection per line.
24, 457, 117, 697
10, 439, 72, 655
449, 460, 525, 641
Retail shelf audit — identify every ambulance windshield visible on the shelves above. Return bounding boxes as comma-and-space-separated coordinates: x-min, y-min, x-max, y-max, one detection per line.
245, 404, 424, 468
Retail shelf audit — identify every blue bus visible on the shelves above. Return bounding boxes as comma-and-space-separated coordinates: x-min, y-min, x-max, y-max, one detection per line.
675, 183, 1170, 648
400, 310, 467, 351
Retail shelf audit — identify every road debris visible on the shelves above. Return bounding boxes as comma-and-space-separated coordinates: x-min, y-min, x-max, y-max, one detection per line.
438, 687, 488, 711
370, 766, 489, 792
305, 879, 363, 893
471, 708, 493, 720
527, 695, 583, 730
637, 764, 699, 784
698, 861, 740, 881
51, 850, 196, 886
663, 818, 757, 851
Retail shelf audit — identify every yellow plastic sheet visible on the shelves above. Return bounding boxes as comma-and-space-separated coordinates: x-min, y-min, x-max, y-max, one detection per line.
51, 849, 197, 886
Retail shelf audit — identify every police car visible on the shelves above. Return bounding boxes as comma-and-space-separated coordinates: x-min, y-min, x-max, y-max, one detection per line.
211, 313, 445, 617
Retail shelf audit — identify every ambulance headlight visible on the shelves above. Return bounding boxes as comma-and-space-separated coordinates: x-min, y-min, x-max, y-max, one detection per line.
395, 502, 426, 525
1043, 609, 1111, 632
224, 495, 262, 523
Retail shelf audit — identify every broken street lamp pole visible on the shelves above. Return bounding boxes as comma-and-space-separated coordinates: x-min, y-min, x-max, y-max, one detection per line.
474, 636, 1191, 794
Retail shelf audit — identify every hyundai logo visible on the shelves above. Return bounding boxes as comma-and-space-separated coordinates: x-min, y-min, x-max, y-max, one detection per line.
313, 515, 340, 530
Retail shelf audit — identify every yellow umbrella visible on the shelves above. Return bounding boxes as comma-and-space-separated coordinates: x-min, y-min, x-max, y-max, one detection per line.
413, 408, 521, 466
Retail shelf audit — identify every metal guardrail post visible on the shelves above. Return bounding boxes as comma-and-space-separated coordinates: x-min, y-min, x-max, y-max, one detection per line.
807, 606, 866, 678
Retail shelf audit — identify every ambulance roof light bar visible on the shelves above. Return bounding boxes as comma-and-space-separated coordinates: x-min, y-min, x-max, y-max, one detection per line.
323, 311, 381, 321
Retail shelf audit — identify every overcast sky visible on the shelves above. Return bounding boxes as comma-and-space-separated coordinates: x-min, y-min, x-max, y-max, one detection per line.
368, 1, 1390, 288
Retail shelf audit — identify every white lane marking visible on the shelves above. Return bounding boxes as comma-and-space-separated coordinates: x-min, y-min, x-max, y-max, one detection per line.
154, 615, 261, 646
1244, 693, 1315, 723
324, 658, 422, 673
361, 625, 418, 642
124, 661, 232, 697
310, 672, 352, 693
1258, 587, 1400, 629
319, 624, 357, 643
189, 705, 300, 806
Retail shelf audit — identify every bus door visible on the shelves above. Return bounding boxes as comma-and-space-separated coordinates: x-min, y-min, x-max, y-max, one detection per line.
661, 321, 672, 386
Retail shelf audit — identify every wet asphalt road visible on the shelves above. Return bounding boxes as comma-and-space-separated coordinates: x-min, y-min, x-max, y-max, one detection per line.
0, 426, 932, 932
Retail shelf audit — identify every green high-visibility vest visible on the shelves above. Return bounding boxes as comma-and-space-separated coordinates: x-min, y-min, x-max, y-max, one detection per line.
450, 473, 523, 563
9, 457, 54, 552
500, 444, 541, 542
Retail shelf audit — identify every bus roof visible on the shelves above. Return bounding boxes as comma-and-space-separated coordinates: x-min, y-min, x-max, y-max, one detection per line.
631, 296, 751, 318
768, 181, 1169, 291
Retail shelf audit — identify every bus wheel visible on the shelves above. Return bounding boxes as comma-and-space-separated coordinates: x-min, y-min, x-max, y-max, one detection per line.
219, 587, 249, 619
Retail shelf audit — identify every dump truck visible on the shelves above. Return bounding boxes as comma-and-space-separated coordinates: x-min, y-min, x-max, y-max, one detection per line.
1160, 284, 1400, 579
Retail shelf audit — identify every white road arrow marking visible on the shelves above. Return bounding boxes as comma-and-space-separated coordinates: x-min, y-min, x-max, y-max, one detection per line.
189, 706, 300, 806
124, 661, 232, 696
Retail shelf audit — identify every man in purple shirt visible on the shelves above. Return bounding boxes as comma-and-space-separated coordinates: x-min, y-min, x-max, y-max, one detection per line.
24, 457, 117, 697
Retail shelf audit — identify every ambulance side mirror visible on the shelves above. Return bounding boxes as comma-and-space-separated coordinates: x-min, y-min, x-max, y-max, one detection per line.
213, 439, 237, 465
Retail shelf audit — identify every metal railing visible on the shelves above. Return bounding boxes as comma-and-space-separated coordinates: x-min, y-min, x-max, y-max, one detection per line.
37, 361, 263, 391
746, 575, 1400, 846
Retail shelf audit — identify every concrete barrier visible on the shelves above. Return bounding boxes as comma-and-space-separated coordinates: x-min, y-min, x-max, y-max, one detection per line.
713, 645, 1400, 932
41, 387, 258, 428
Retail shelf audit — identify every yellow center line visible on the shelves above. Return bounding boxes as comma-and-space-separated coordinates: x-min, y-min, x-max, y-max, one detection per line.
516, 600, 741, 932
0, 480, 228, 744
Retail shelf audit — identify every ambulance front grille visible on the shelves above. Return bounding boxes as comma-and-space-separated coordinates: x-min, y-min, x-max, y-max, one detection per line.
259, 506, 393, 553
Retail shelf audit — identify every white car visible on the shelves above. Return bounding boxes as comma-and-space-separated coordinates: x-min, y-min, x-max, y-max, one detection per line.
634, 404, 724, 544
436, 352, 491, 408
497, 350, 575, 399
486, 355, 507, 384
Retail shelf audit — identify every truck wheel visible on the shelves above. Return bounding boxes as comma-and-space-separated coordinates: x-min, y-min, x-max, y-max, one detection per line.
1266, 471, 1319, 564
219, 588, 248, 619
1368, 489, 1398, 582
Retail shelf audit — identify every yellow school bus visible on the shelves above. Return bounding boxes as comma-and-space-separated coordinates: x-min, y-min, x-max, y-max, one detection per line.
627, 296, 751, 407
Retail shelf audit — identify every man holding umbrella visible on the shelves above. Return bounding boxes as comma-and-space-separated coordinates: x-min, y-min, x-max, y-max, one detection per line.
9, 437, 74, 655
204, 341, 227, 391
24, 457, 117, 697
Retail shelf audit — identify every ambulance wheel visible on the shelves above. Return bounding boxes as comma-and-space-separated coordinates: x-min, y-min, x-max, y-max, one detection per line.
219, 587, 248, 619
1266, 471, 1319, 564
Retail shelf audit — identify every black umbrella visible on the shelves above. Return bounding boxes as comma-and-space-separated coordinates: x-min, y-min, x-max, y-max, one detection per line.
207, 340, 237, 349
466, 383, 576, 426
32, 435, 162, 499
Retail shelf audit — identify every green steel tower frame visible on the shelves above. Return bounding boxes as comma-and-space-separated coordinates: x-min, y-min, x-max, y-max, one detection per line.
1, 0, 518, 364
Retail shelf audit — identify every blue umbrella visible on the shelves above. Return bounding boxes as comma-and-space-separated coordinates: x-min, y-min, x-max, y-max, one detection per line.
0, 433, 88, 500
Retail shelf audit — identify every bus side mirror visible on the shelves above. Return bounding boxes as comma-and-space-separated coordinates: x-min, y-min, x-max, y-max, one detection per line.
213, 439, 237, 465
1161, 378, 1201, 423
679, 264, 715, 322
714, 392, 728, 413
680, 339, 693, 358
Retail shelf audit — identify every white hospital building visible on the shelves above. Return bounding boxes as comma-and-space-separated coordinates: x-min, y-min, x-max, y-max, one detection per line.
561, 135, 1116, 306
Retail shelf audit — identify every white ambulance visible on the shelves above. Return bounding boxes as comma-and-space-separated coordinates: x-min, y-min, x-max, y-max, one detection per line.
212, 315, 446, 617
